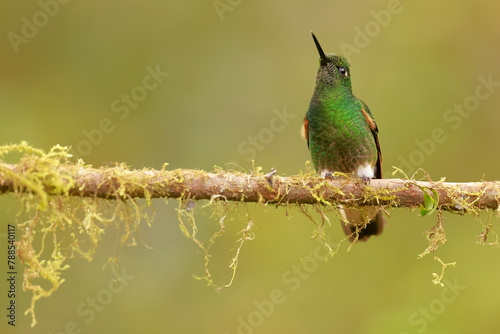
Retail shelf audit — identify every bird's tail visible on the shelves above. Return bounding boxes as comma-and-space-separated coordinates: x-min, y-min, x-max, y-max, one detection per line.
339, 206, 385, 242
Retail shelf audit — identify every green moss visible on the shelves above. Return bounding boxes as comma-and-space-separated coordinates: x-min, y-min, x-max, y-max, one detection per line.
1, 144, 496, 326
176, 176, 256, 292
0, 143, 154, 327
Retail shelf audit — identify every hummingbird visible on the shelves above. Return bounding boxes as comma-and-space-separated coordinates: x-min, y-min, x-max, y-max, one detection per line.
302, 32, 385, 242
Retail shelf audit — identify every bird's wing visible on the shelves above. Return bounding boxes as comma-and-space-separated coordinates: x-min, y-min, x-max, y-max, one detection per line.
359, 100, 382, 179
301, 117, 309, 147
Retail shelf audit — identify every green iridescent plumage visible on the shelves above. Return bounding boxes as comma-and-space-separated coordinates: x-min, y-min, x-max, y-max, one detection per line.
303, 33, 385, 241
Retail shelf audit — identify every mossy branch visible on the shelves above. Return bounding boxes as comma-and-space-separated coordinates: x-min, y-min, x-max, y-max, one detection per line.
1, 159, 499, 212
1, 143, 499, 327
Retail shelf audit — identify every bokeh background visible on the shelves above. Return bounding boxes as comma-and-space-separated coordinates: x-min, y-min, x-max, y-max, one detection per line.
1, 0, 500, 333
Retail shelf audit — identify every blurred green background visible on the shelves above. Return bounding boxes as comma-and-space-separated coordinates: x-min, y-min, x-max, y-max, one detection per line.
1, 0, 500, 333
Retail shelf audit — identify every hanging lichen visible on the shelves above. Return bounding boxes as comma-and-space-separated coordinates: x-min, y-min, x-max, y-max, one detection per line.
1, 142, 499, 327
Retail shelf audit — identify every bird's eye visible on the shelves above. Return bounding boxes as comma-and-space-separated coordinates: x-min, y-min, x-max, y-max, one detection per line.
338, 67, 348, 77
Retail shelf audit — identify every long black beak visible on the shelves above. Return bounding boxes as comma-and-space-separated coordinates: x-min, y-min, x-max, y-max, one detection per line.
311, 32, 328, 66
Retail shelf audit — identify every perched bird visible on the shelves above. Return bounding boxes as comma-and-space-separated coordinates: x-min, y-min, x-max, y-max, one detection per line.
302, 32, 385, 242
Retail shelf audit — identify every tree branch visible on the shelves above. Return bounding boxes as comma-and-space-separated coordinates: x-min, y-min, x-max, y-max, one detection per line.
1, 160, 499, 212
1, 144, 498, 328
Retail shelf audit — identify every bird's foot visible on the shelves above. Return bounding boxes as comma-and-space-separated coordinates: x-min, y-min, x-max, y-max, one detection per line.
324, 172, 335, 180
360, 175, 371, 184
